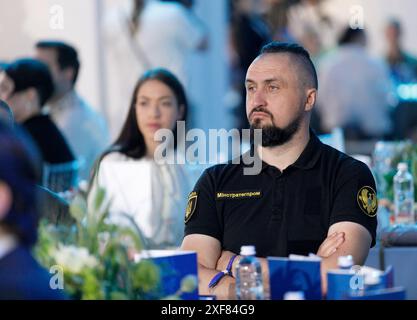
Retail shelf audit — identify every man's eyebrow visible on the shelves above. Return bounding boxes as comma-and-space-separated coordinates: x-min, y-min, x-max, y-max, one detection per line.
245, 77, 285, 84
264, 77, 285, 84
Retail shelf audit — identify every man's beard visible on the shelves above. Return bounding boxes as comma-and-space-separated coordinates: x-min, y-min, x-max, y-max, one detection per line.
249, 109, 302, 147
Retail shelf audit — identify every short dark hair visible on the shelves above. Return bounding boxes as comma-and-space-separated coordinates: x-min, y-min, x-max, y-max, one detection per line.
0, 120, 42, 247
36, 41, 80, 85
4, 58, 54, 107
387, 18, 401, 32
338, 27, 365, 46
0, 61, 7, 72
260, 42, 318, 89
0, 100, 14, 125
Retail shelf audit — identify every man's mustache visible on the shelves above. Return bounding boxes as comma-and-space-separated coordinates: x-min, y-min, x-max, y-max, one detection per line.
249, 107, 274, 120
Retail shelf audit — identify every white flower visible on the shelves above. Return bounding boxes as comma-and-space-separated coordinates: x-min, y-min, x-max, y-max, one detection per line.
53, 244, 98, 274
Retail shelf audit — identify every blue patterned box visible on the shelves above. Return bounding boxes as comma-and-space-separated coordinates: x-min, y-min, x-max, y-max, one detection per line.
135, 250, 199, 300
268, 256, 322, 300
327, 265, 397, 300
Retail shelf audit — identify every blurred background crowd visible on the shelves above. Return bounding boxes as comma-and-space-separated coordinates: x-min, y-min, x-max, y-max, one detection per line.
1, 0, 417, 299
2, 0, 417, 152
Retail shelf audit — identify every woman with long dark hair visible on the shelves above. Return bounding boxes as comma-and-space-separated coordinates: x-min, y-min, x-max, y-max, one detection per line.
89, 68, 191, 249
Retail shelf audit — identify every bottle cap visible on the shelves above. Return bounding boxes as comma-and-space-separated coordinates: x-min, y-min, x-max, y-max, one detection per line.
284, 291, 305, 300
365, 271, 381, 286
337, 255, 354, 268
240, 245, 256, 256
397, 162, 408, 171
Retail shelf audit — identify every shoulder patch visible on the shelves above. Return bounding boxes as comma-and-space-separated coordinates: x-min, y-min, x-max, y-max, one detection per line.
357, 186, 378, 217
185, 191, 198, 223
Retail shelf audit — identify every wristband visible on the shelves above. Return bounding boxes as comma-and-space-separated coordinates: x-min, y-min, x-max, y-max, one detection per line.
208, 254, 237, 289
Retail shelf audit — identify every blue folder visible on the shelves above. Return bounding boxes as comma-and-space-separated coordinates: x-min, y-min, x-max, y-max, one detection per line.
268, 257, 322, 300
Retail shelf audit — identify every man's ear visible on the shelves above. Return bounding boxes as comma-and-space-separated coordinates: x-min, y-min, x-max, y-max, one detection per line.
25, 88, 39, 108
0, 182, 12, 221
304, 89, 317, 112
25, 88, 37, 101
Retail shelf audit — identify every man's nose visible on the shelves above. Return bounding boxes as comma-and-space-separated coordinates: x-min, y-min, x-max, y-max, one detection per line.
251, 89, 267, 108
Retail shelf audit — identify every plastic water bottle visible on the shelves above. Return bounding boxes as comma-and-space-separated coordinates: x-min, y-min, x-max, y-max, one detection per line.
394, 162, 415, 225
235, 245, 264, 300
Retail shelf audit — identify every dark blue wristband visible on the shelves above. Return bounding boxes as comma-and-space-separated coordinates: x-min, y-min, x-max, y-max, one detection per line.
208, 254, 237, 289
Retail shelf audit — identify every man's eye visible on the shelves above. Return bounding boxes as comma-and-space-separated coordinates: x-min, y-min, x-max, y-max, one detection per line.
247, 86, 255, 92
269, 85, 279, 91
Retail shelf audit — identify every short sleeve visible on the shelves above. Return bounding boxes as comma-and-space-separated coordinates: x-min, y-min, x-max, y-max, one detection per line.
184, 168, 222, 242
330, 160, 378, 247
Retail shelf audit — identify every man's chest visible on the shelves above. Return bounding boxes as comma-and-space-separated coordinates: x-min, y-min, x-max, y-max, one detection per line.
215, 171, 333, 256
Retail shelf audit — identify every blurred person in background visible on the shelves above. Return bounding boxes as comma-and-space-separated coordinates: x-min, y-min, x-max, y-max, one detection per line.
384, 19, 417, 142
317, 27, 394, 140
103, 0, 208, 138
229, 0, 272, 130
0, 120, 66, 299
35, 41, 110, 180
384, 18, 417, 85
0, 59, 75, 166
287, 0, 340, 60
89, 68, 194, 249
263, 0, 297, 42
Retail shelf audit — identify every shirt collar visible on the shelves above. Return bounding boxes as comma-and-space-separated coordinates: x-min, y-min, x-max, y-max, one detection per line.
290, 129, 323, 170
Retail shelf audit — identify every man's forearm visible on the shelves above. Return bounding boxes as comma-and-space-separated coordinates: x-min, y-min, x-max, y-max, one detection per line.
319, 222, 372, 296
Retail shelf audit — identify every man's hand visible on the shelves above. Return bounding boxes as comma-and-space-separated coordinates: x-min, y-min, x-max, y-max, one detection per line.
316, 232, 345, 258
320, 222, 372, 296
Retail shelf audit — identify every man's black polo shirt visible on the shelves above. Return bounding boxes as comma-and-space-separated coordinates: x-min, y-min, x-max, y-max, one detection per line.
184, 132, 377, 258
